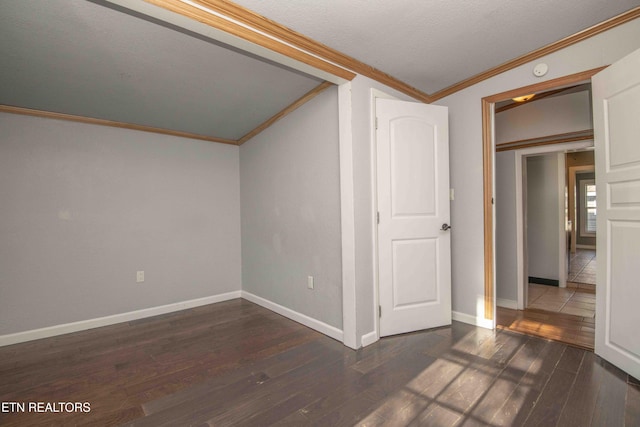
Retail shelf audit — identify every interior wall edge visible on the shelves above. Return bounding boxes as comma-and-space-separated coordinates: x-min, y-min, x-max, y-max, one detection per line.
360, 330, 378, 348
496, 298, 518, 310
241, 291, 344, 342
452, 311, 494, 330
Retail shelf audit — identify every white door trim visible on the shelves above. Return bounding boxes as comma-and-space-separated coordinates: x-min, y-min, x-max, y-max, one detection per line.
513, 141, 593, 309
557, 152, 568, 289
338, 82, 357, 349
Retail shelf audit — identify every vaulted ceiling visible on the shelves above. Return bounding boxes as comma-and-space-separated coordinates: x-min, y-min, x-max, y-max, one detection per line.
1, 0, 639, 144
0, 0, 322, 142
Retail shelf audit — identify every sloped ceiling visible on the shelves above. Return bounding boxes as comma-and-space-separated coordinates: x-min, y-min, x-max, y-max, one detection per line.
1, 0, 639, 143
0, 0, 321, 141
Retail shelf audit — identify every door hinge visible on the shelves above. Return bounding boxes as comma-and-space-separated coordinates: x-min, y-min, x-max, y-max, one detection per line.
375, 117, 378, 130
379, 305, 382, 318
492, 197, 495, 205
376, 211, 380, 224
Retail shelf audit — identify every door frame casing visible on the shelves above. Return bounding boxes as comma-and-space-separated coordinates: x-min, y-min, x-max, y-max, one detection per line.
370, 88, 401, 344
481, 67, 606, 320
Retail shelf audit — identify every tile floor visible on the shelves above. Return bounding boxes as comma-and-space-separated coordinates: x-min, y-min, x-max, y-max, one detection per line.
527, 283, 595, 318
568, 248, 596, 286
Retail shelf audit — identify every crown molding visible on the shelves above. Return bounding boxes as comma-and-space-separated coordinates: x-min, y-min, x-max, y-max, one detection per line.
430, 7, 640, 102
0, 104, 238, 145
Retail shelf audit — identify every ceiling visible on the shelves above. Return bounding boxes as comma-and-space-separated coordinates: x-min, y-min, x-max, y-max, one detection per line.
0, 0, 322, 141
1, 0, 639, 143
233, 0, 640, 94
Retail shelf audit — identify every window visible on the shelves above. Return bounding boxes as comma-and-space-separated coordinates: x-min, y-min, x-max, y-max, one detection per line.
579, 179, 596, 237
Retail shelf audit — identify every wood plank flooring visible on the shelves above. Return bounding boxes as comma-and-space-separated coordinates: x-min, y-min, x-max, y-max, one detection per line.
0, 299, 638, 426
496, 306, 595, 350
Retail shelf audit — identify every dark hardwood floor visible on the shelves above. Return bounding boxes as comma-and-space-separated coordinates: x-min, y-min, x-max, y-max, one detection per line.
0, 299, 638, 426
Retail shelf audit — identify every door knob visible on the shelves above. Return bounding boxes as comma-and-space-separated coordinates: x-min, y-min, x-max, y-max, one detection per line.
441, 223, 451, 231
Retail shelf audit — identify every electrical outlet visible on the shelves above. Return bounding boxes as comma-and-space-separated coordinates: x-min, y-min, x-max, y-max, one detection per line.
136, 271, 144, 283
307, 276, 314, 290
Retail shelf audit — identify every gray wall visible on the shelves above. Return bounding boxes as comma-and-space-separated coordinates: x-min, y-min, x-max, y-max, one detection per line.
495, 150, 518, 302
495, 91, 592, 144
526, 154, 561, 281
0, 113, 241, 335
240, 87, 343, 329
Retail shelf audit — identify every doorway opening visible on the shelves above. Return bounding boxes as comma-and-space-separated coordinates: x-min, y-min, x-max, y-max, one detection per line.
481, 68, 605, 349
520, 149, 597, 349
498, 146, 597, 349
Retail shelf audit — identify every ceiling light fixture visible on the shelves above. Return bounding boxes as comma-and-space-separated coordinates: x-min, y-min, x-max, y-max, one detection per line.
512, 94, 535, 102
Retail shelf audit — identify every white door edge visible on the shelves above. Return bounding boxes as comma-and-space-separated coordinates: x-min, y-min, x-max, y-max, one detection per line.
370, 88, 401, 344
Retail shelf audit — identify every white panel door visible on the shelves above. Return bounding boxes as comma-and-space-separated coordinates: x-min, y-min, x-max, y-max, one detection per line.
376, 98, 451, 337
593, 47, 640, 379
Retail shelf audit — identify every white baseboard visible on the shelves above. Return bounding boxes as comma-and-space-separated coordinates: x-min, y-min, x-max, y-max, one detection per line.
452, 310, 494, 330
496, 298, 518, 310
241, 291, 343, 342
0, 290, 242, 347
360, 331, 378, 347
